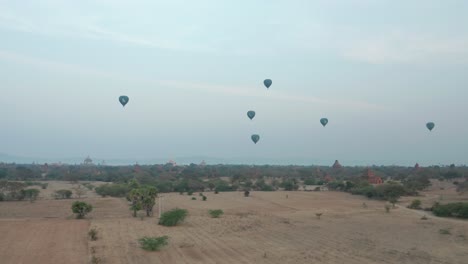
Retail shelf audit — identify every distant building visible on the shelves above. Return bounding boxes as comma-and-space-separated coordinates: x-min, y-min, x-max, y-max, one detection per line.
363, 168, 383, 185
83, 156, 94, 166
414, 163, 421, 172
324, 174, 334, 182
332, 160, 342, 169
134, 163, 141, 173
166, 160, 177, 167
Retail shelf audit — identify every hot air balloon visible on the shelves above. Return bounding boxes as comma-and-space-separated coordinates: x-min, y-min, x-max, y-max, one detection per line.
251, 134, 260, 144
426, 122, 435, 131
119, 96, 129, 107
247, 111, 256, 120
263, 79, 272, 89
320, 118, 328, 127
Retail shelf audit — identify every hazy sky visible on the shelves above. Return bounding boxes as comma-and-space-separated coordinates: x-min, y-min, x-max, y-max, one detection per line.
1, 0, 467, 166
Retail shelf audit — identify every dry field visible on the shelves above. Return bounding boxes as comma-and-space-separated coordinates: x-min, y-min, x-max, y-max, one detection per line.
1, 182, 467, 264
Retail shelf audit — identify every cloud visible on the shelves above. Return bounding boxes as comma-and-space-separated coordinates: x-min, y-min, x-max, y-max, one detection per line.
342, 32, 468, 64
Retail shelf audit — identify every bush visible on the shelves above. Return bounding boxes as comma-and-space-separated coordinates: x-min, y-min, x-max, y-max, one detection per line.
209, 209, 224, 218
214, 190, 219, 194
350, 185, 376, 198
439, 228, 451, 235
433, 202, 468, 219
88, 228, 98, 241
187, 190, 194, 195
54, 189, 72, 199
191, 197, 196, 200
22, 188, 40, 202
91, 256, 101, 264
408, 199, 422, 209
82, 183, 95, 190
95, 184, 131, 198
159, 208, 188, 226
138, 236, 169, 251
385, 204, 391, 213
244, 190, 250, 197
202, 195, 207, 201
72, 201, 93, 219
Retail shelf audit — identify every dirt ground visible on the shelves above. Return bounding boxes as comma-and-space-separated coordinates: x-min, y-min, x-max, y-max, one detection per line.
1, 181, 467, 264
0, 219, 89, 264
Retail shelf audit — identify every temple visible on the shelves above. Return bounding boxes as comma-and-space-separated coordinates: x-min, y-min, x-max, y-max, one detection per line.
332, 160, 342, 169
363, 168, 383, 184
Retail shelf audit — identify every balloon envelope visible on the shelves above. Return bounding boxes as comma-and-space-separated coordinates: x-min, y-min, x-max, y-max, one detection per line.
247, 111, 256, 120
426, 122, 435, 131
251, 134, 260, 144
264, 79, 272, 89
119, 96, 129, 107
320, 118, 328, 127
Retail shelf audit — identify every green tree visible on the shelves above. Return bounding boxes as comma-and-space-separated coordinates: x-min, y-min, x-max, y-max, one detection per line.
22, 188, 40, 202
128, 186, 158, 217
54, 189, 72, 199
408, 199, 422, 209
72, 201, 93, 219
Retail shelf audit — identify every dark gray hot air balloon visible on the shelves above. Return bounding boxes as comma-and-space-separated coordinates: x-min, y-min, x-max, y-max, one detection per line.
247, 111, 256, 120
320, 118, 328, 127
251, 134, 260, 144
119, 96, 129, 107
426, 122, 435, 131
263, 79, 272, 89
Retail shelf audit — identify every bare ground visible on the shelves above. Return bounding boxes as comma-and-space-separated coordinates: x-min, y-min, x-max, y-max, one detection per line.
1, 182, 468, 264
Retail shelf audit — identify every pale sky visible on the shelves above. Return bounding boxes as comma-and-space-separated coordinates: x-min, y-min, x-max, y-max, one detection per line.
1, 0, 467, 166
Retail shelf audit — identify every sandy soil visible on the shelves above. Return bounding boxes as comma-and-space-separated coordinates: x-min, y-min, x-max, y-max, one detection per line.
0, 219, 89, 264
91, 191, 468, 264
1, 182, 467, 264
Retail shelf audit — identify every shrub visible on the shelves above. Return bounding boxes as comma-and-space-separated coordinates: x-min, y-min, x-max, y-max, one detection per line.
199, 193, 204, 196
88, 228, 98, 241
22, 188, 40, 202
408, 199, 422, 209
72, 201, 93, 219
439, 228, 451, 235
91, 256, 101, 264
95, 184, 131, 198
421, 215, 428, 220
138, 236, 169, 251
209, 209, 224, 218
214, 190, 219, 194
54, 189, 72, 199
191, 197, 196, 200
316, 213, 323, 219
159, 208, 188, 226
82, 183, 95, 190
202, 195, 207, 201
244, 190, 250, 197
385, 204, 391, 213
187, 190, 194, 195
433, 202, 468, 219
